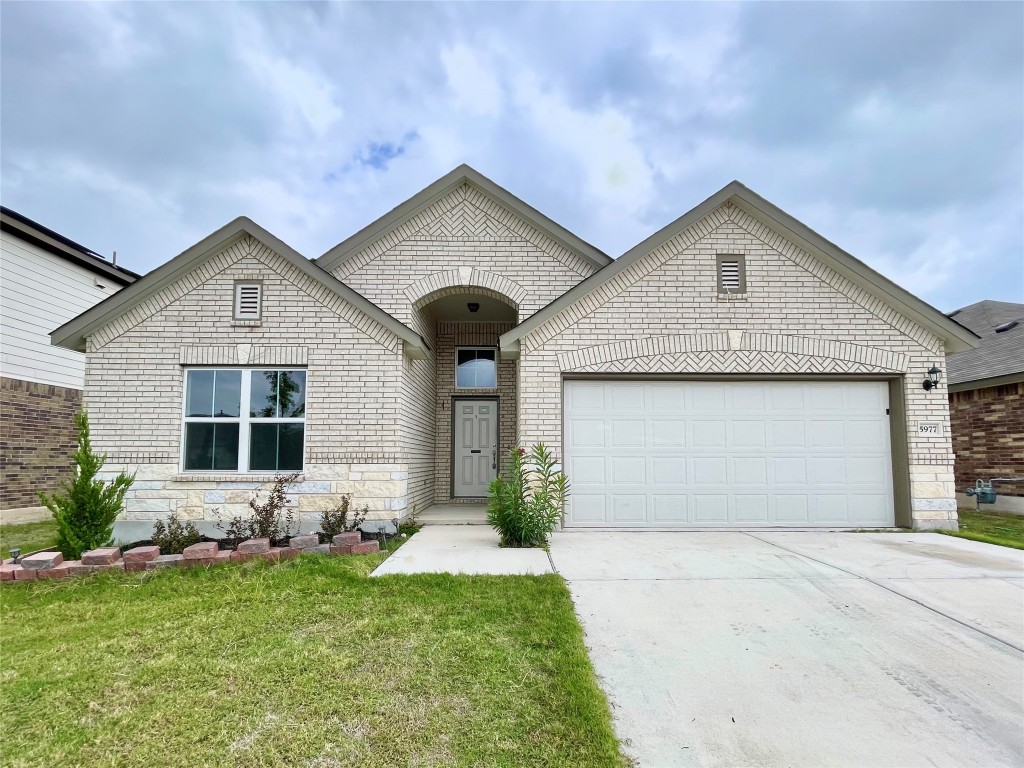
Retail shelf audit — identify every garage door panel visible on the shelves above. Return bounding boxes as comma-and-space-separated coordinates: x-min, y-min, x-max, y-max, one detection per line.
570, 456, 607, 484
610, 495, 646, 522
774, 495, 811, 523
732, 457, 769, 485
564, 380, 894, 528
693, 495, 729, 522
732, 420, 767, 447
735, 495, 770, 522
692, 421, 727, 447
693, 456, 728, 484
610, 420, 645, 447
569, 494, 607, 524
569, 419, 606, 448
652, 457, 686, 485
653, 495, 688, 522
610, 456, 646, 484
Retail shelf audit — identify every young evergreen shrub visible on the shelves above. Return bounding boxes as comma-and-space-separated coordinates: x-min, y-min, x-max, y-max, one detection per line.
487, 444, 569, 548
151, 514, 201, 554
38, 411, 135, 559
319, 495, 368, 540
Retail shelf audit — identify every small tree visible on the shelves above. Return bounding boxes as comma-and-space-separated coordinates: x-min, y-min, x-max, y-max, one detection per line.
39, 411, 135, 559
320, 495, 368, 541
487, 444, 569, 548
216, 473, 298, 545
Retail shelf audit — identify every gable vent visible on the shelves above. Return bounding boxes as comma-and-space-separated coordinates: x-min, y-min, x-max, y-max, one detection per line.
717, 255, 746, 294
234, 282, 262, 320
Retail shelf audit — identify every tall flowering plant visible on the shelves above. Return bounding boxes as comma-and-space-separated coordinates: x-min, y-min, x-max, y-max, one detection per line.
487, 444, 569, 548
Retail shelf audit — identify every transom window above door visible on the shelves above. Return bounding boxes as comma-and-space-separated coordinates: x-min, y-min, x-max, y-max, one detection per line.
456, 348, 497, 388
182, 368, 306, 472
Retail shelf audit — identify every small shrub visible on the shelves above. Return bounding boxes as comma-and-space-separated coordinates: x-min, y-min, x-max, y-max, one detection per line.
39, 411, 135, 559
217, 473, 298, 545
487, 444, 569, 548
151, 514, 201, 554
320, 495, 368, 540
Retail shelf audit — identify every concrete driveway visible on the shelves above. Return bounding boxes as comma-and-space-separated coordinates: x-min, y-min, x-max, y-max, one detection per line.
550, 531, 1024, 768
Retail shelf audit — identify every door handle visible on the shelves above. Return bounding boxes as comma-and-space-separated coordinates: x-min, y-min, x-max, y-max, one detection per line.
491, 446, 497, 470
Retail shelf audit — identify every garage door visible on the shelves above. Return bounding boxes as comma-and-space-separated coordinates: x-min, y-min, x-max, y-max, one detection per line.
564, 380, 894, 528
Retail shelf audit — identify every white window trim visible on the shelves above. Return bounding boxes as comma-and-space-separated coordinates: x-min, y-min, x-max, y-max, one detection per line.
454, 347, 498, 390
233, 281, 263, 320
180, 367, 306, 473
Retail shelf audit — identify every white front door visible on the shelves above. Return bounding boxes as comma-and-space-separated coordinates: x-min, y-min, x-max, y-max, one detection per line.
564, 379, 895, 528
453, 399, 498, 497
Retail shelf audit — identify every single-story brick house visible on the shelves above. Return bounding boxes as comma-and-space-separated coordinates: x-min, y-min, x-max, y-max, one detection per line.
946, 300, 1024, 514
52, 166, 978, 530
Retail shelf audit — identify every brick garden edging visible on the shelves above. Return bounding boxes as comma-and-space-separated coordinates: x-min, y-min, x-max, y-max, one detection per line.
0, 534, 381, 582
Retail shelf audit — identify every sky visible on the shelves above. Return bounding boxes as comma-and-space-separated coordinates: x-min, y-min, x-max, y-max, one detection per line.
1, 1, 1022, 313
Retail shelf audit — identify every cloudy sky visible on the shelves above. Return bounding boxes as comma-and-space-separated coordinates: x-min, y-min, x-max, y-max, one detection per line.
2, 1, 1021, 312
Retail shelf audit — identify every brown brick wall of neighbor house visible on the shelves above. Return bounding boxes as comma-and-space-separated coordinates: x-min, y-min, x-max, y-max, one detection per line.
949, 383, 1024, 497
0, 376, 81, 509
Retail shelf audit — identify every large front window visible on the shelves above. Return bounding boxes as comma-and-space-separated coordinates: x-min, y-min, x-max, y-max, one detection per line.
183, 368, 306, 472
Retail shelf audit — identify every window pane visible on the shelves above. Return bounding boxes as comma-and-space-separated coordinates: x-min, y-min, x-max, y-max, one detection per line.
184, 423, 213, 469
278, 424, 304, 470
456, 350, 496, 388
250, 370, 279, 417
213, 371, 241, 417
186, 370, 214, 417
278, 371, 306, 418
184, 423, 239, 471
213, 423, 240, 470
248, 423, 304, 471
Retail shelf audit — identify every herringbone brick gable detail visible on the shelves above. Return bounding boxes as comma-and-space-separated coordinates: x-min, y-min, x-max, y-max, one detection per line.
570, 351, 892, 375
415, 199, 517, 240
333, 183, 595, 281
558, 332, 910, 372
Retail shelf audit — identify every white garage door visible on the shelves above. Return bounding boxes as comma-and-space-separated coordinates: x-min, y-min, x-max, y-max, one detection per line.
564, 380, 895, 528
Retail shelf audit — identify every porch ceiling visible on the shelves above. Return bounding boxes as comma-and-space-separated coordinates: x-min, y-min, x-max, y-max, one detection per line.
423, 293, 517, 322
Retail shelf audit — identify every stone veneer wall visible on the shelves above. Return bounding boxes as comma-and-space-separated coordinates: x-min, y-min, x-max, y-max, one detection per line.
84, 235, 411, 522
433, 321, 516, 502
0, 377, 81, 509
518, 202, 959, 530
949, 383, 1024, 508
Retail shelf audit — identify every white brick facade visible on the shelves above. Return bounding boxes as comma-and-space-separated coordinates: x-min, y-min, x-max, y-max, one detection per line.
517, 202, 958, 529
72, 172, 964, 531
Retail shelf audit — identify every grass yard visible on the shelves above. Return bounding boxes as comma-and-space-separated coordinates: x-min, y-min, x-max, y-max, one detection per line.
0, 519, 58, 559
0, 552, 626, 768
939, 508, 1024, 549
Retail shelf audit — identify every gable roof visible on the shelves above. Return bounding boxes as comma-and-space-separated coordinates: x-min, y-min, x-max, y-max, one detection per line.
315, 164, 612, 273
945, 300, 1024, 389
1, 206, 140, 286
500, 181, 980, 355
50, 217, 430, 357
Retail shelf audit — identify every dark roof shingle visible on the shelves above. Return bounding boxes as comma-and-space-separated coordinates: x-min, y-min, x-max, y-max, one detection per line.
946, 300, 1024, 386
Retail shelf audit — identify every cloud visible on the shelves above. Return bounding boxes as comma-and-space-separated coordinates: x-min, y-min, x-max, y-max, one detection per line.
0, 1, 1020, 310
441, 44, 503, 117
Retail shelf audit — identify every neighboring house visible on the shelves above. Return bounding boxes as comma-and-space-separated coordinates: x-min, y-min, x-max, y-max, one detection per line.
51, 166, 977, 531
946, 300, 1024, 514
1, 207, 139, 516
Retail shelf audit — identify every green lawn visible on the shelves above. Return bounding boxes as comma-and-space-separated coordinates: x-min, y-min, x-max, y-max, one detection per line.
0, 519, 58, 559
939, 508, 1024, 550
0, 553, 626, 768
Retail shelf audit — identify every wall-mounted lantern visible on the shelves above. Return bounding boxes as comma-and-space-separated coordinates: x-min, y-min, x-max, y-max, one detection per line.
922, 365, 943, 392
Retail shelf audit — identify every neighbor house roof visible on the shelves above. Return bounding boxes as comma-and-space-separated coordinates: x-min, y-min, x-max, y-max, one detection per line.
1, 206, 140, 286
945, 300, 1024, 390
499, 181, 980, 355
316, 164, 612, 273
50, 217, 430, 358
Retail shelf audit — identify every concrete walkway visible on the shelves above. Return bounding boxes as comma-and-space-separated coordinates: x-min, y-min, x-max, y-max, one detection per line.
371, 525, 553, 576
551, 531, 1024, 768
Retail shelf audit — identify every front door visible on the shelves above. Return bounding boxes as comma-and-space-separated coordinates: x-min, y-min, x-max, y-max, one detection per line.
453, 399, 498, 497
